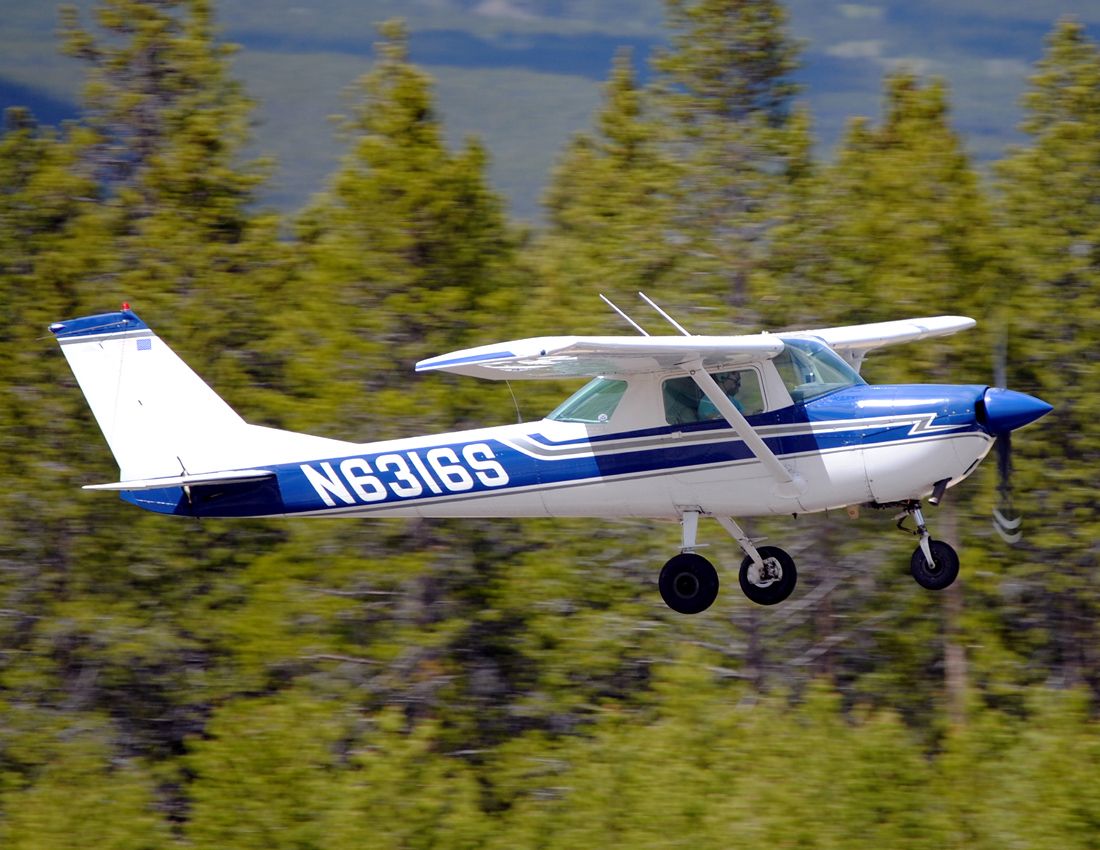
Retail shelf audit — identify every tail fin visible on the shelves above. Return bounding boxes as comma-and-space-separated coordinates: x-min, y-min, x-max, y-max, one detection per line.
49, 307, 251, 480
49, 306, 354, 483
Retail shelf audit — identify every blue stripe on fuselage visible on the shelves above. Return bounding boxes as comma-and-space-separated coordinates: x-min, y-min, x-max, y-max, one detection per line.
120, 384, 986, 518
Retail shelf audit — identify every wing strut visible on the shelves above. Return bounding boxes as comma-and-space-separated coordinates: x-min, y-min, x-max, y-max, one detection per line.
687, 361, 804, 498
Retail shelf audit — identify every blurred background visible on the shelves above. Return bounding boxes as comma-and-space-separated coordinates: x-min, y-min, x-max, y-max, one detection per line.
1, 1, 1098, 847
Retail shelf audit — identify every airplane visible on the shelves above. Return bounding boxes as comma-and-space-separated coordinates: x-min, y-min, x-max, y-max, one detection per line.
49, 299, 1051, 613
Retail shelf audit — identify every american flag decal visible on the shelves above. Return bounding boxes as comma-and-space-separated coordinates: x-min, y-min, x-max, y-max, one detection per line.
137, 338, 152, 351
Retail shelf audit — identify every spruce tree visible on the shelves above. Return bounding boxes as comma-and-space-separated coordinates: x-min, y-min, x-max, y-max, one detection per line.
994, 19, 1100, 692
282, 20, 520, 439
0, 1, 288, 807
59, 0, 286, 403
534, 50, 681, 337
752, 73, 1004, 722
651, 0, 803, 326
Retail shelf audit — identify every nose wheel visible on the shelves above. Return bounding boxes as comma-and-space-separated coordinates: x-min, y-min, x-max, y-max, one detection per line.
898, 501, 960, 590
910, 539, 959, 590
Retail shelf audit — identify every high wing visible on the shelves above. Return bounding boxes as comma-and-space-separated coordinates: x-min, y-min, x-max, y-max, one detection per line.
417, 315, 975, 498
415, 334, 785, 380
415, 316, 974, 380
784, 315, 975, 371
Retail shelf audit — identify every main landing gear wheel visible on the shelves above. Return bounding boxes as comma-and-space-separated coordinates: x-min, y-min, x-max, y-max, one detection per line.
739, 546, 797, 606
910, 539, 960, 590
659, 552, 720, 615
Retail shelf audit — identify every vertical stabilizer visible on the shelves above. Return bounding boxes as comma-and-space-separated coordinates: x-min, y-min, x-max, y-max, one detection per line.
49, 307, 246, 481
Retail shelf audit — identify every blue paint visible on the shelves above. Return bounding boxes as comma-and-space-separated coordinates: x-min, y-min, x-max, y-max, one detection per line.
49, 309, 148, 339
416, 349, 517, 371
980, 387, 1053, 434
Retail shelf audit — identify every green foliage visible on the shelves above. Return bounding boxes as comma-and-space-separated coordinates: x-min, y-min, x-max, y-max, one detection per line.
533, 50, 682, 341
1, 2, 1099, 848
319, 710, 489, 850
0, 720, 170, 850
992, 18, 1100, 692
650, 0, 804, 324
772, 73, 998, 378
184, 690, 345, 849
272, 21, 522, 439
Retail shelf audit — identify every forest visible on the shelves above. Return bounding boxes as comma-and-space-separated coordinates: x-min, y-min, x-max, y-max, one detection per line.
1, 1, 1098, 846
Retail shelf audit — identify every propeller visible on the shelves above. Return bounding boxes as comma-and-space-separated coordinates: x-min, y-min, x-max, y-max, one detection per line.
992, 429, 1022, 544
991, 331, 1022, 544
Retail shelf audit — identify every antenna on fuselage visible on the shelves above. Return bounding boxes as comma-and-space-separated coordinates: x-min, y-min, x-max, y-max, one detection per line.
638, 291, 692, 336
600, 293, 650, 336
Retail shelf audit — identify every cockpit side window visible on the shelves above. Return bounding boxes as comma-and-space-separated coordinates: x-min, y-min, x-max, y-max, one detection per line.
547, 378, 628, 423
773, 339, 865, 403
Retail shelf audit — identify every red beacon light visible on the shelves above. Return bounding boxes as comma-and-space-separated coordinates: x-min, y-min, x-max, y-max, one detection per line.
121, 302, 131, 311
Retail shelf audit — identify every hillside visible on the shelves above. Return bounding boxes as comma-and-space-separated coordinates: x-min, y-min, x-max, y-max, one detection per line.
1, 0, 1097, 219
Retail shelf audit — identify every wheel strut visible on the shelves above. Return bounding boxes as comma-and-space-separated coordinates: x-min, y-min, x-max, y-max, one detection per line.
897, 501, 934, 565
896, 500, 960, 591
680, 509, 701, 553
714, 515, 797, 605
713, 515, 764, 566
666, 512, 797, 607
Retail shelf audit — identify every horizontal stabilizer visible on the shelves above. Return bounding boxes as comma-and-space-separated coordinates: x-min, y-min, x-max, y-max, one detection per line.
84, 469, 275, 492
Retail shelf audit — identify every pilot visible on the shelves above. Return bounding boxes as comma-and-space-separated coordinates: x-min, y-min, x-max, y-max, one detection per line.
698, 370, 743, 419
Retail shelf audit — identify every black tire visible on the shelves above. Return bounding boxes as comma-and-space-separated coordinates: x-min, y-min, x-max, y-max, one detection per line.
910, 539, 960, 590
738, 546, 797, 606
659, 553, 720, 614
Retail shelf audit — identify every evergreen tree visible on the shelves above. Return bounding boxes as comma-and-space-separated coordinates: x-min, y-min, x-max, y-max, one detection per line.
0, 723, 170, 850
994, 18, 1100, 694
280, 20, 521, 440
651, 0, 803, 326
533, 50, 682, 339
0, 0, 288, 814
233, 21, 605, 756
59, 0, 286, 403
184, 690, 343, 849
749, 72, 1004, 725
798, 73, 999, 376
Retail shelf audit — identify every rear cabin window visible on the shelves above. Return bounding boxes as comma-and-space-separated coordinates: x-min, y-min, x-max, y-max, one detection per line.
662, 368, 764, 425
547, 378, 628, 423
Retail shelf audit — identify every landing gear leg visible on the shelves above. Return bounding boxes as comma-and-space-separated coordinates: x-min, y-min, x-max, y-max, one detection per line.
898, 501, 960, 590
714, 516, 798, 606
658, 510, 719, 615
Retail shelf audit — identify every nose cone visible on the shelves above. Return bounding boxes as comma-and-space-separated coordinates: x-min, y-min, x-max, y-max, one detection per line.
980, 387, 1053, 434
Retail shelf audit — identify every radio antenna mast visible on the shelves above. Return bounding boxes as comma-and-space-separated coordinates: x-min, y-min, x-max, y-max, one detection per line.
638, 291, 692, 336
600, 293, 650, 336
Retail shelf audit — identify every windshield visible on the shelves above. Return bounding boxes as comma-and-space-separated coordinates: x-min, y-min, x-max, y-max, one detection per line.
547, 378, 628, 424
773, 339, 865, 403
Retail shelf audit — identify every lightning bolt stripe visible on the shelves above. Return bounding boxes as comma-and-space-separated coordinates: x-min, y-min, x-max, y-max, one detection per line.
504, 413, 970, 461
